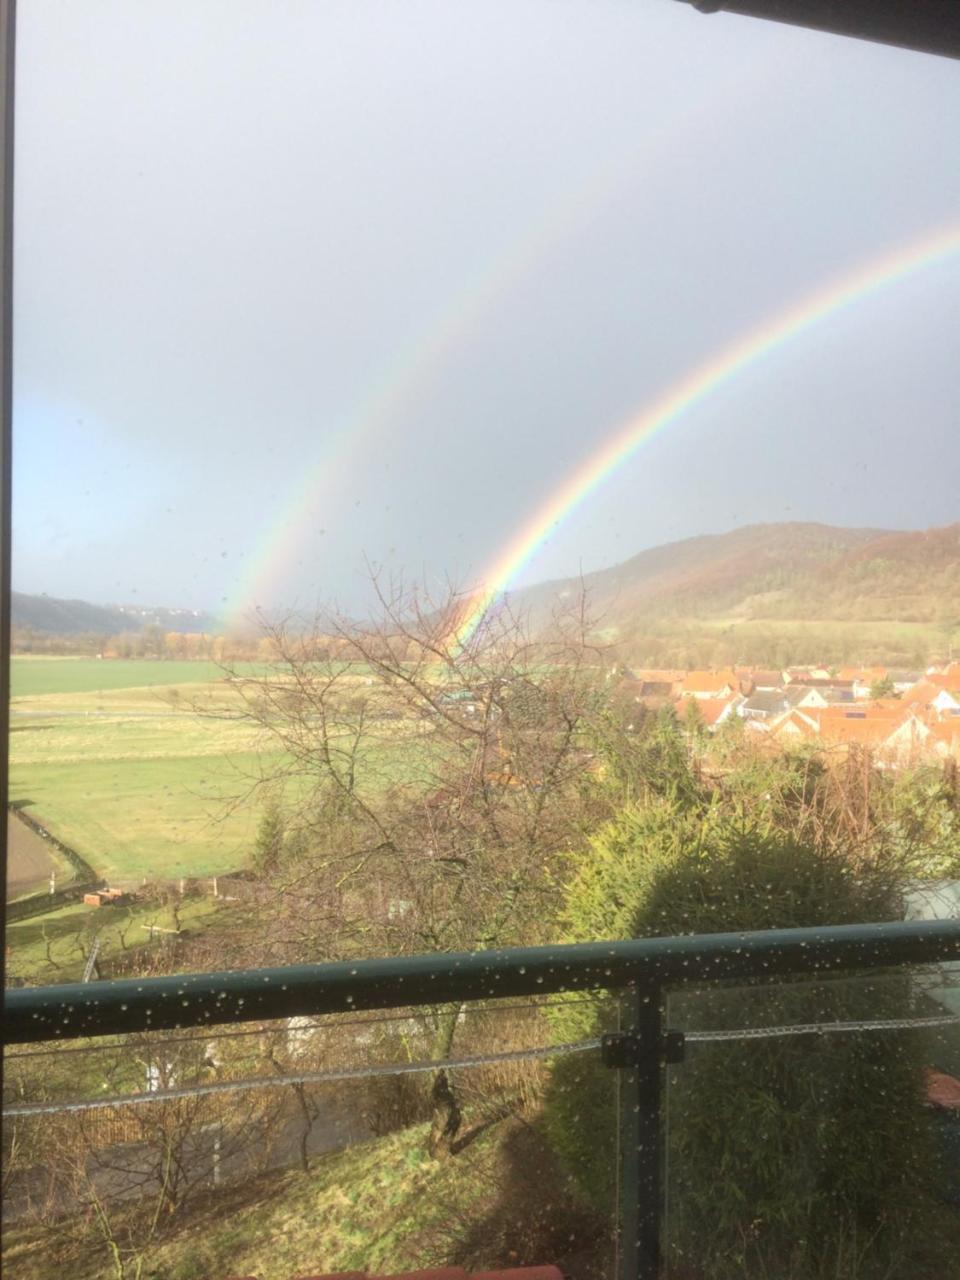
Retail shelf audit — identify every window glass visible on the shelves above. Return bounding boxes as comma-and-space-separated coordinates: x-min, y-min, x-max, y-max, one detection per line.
6, 4, 960, 1278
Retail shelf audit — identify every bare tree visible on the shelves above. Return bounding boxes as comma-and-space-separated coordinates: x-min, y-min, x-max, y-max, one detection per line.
211, 576, 611, 1153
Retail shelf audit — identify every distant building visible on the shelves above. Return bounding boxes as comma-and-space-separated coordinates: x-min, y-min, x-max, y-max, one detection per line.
677, 670, 738, 700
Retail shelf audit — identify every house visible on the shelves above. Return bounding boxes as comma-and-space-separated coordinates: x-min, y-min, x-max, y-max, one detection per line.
798, 702, 903, 748
888, 669, 923, 692
793, 686, 837, 709
677, 670, 739, 700
616, 677, 675, 711
933, 688, 960, 717
740, 689, 791, 721
769, 708, 819, 741
853, 667, 890, 698
692, 693, 744, 728
785, 672, 856, 694
929, 722, 960, 760
883, 713, 932, 762
747, 669, 786, 692
928, 670, 960, 700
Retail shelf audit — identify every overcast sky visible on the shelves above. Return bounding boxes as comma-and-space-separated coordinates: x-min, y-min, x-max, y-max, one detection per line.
12, 0, 960, 618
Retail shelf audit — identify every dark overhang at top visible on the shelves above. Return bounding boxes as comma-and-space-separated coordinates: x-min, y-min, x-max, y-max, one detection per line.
674, 1, 960, 61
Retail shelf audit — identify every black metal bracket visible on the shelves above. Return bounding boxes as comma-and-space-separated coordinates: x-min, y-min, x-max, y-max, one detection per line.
601, 1028, 685, 1068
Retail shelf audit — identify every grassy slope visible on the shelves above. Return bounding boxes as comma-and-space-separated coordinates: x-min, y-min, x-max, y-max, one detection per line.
5, 896, 227, 984
3, 1115, 603, 1280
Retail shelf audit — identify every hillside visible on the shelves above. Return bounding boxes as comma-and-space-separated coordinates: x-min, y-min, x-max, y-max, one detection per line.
513, 522, 960, 666
11, 591, 218, 636
4, 1115, 605, 1280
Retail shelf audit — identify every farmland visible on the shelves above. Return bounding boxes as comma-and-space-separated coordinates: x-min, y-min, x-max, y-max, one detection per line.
6, 812, 75, 901
8, 657, 433, 889
9, 658, 248, 699
9, 660, 272, 883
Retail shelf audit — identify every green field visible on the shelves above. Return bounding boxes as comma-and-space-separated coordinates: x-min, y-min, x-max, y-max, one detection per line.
9, 661, 434, 889
9, 662, 274, 882
10, 658, 248, 698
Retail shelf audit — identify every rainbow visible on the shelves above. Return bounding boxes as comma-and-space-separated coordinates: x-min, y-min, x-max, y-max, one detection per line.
222, 146, 645, 627
452, 222, 960, 650
222, 72, 762, 628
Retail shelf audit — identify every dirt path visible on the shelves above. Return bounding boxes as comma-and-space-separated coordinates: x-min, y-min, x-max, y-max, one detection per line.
7, 812, 61, 899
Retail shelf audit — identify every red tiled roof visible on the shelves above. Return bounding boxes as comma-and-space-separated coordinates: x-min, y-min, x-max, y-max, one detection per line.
678, 670, 737, 695
929, 723, 960, 753
928, 673, 960, 693
927, 1068, 960, 1109
813, 703, 904, 721
900, 680, 938, 706
693, 695, 738, 726
814, 716, 901, 746
630, 668, 686, 684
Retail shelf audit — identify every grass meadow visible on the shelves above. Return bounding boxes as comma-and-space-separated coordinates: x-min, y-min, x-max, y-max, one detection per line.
10, 661, 273, 882
9, 658, 248, 698
9, 658, 435, 886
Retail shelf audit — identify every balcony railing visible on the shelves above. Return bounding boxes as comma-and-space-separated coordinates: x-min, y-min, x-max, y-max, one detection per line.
5, 918, 960, 1279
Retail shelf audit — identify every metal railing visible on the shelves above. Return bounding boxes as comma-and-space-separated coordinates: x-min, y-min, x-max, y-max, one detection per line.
5, 918, 960, 1279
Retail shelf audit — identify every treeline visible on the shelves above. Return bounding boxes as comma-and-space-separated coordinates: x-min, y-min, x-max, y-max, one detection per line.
11, 624, 259, 661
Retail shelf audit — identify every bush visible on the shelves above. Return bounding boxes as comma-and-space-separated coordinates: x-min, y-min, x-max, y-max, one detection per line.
362, 1069, 432, 1137
544, 801, 947, 1278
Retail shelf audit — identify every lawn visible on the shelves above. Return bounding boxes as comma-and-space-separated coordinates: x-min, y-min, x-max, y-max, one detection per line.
9, 676, 278, 881
9, 751, 274, 883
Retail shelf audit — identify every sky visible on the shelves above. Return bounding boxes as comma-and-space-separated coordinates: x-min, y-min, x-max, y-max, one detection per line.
12, 0, 960, 621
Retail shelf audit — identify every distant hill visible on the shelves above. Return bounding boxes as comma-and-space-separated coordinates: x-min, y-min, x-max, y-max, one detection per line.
12, 591, 219, 636
511, 522, 960, 667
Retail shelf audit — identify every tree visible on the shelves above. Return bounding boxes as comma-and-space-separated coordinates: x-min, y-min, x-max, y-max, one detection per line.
211, 577, 611, 1155
869, 675, 897, 699
251, 800, 285, 876
3, 1034, 285, 1280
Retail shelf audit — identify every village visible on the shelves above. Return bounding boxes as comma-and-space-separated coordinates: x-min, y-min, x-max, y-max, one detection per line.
617, 660, 960, 763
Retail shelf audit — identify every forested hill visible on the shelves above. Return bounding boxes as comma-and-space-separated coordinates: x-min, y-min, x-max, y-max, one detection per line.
11, 591, 218, 636
514, 522, 960, 665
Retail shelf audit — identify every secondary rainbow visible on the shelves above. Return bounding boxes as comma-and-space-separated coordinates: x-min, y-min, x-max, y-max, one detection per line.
221, 74, 760, 628
453, 222, 960, 649
221, 142, 651, 627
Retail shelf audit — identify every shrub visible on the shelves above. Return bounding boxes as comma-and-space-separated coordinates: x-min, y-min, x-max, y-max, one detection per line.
544, 801, 947, 1278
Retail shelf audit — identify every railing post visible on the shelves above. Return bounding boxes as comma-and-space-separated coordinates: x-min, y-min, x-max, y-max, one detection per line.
604, 984, 669, 1280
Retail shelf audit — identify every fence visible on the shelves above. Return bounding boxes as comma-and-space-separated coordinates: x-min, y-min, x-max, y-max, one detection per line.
6, 919, 960, 1279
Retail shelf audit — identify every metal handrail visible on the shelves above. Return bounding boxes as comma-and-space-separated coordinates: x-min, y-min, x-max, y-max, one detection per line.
5, 918, 959, 1045
6, 917, 959, 1280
